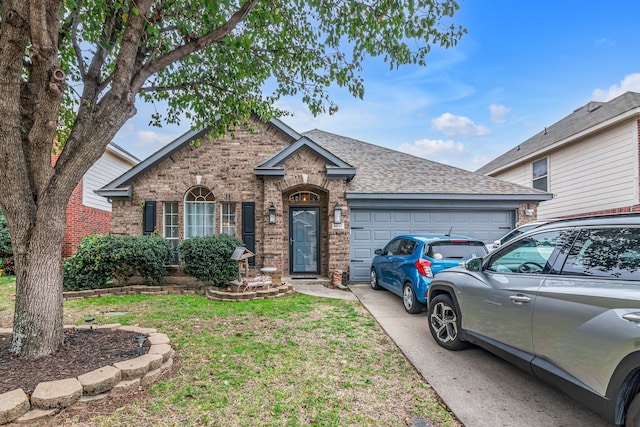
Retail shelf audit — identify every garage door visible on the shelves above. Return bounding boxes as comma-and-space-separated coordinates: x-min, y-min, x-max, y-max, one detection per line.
349, 209, 514, 282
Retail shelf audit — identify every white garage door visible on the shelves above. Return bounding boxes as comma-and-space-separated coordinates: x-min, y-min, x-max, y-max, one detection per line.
349, 209, 514, 282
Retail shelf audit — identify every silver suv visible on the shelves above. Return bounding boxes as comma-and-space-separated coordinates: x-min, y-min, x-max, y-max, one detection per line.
427, 213, 640, 426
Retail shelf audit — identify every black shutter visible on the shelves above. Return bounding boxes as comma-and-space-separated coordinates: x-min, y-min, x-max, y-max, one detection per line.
142, 201, 156, 235
242, 202, 256, 266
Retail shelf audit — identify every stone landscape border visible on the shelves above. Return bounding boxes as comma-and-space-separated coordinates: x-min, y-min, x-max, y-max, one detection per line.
0, 324, 174, 425
0, 283, 296, 424
62, 283, 295, 302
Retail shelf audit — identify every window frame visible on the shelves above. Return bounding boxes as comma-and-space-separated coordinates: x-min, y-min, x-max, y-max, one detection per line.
184, 187, 216, 238
532, 157, 549, 192
220, 202, 237, 236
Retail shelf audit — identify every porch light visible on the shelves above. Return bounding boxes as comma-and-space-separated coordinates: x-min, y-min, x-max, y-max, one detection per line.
268, 202, 276, 224
333, 202, 342, 224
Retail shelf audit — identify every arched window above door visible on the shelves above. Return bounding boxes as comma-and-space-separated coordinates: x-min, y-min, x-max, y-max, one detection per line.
289, 191, 320, 204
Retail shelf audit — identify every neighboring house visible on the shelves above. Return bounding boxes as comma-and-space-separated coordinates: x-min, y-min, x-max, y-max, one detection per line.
98, 117, 549, 282
477, 91, 640, 219
61, 143, 139, 257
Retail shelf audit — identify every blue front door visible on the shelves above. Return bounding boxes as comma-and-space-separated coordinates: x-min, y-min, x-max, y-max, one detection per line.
290, 207, 320, 274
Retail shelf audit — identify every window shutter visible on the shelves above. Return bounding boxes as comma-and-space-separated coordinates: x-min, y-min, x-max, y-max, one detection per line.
142, 201, 156, 235
242, 202, 256, 266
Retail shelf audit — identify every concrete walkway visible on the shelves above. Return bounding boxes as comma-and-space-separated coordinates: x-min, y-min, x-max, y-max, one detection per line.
292, 283, 357, 301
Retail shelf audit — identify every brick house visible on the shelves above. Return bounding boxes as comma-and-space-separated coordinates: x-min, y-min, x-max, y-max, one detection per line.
99, 117, 549, 282
60, 143, 139, 257
477, 91, 640, 219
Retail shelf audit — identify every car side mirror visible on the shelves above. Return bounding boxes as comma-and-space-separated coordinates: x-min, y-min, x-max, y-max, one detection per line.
374, 249, 382, 255
465, 257, 482, 272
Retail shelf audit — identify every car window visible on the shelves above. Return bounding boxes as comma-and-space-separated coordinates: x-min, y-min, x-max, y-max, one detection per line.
427, 242, 487, 259
560, 227, 640, 280
487, 230, 569, 274
383, 238, 403, 256
399, 239, 418, 256
500, 224, 537, 244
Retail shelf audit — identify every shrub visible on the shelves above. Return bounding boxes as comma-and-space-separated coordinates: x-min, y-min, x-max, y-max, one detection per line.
178, 234, 244, 285
63, 234, 172, 291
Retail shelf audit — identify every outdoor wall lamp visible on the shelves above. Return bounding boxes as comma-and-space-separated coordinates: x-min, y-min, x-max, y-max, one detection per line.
333, 202, 342, 224
268, 202, 276, 224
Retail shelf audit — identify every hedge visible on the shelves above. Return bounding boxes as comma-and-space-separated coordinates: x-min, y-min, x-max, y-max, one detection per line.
63, 234, 173, 291
178, 234, 244, 286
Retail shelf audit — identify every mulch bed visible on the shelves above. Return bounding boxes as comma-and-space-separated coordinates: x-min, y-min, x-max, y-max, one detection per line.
0, 329, 143, 395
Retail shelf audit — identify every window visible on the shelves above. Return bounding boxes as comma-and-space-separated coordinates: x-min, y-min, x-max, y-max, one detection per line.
532, 158, 548, 191
383, 238, 403, 256
184, 187, 216, 238
487, 230, 568, 274
399, 239, 418, 256
289, 191, 320, 203
163, 202, 179, 239
427, 242, 487, 260
221, 202, 236, 236
561, 228, 640, 280
163, 202, 179, 264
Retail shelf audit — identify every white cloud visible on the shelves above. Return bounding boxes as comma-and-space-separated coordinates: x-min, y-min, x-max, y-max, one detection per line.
489, 104, 511, 124
431, 113, 490, 137
593, 73, 640, 101
397, 138, 488, 170
399, 138, 465, 156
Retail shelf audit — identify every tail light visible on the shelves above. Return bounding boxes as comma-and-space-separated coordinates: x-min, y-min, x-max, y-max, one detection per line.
414, 259, 433, 278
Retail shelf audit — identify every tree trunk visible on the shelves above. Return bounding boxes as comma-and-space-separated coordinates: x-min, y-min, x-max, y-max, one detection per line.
9, 201, 67, 358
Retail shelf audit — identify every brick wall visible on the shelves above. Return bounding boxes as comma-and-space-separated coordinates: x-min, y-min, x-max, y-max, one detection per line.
110, 119, 352, 277
52, 147, 112, 258
62, 179, 112, 258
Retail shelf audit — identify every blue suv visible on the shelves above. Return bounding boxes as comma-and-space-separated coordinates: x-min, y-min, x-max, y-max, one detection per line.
370, 234, 487, 314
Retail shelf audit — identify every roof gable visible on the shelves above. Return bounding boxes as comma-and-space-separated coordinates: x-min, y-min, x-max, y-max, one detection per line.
97, 117, 355, 198
254, 136, 356, 180
477, 91, 640, 175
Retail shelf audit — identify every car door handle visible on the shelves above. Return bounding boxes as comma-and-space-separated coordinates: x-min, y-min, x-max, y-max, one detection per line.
509, 295, 531, 304
622, 313, 640, 322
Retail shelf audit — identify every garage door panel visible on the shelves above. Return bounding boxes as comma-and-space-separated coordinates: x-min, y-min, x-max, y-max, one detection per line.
373, 230, 392, 242
352, 230, 372, 241
349, 208, 514, 282
373, 211, 392, 222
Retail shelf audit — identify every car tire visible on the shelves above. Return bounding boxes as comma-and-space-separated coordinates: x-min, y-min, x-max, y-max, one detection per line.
428, 294, 468, 350
370, 269, 382, 290
626, 393, 640, 427
402, 282, 423, 314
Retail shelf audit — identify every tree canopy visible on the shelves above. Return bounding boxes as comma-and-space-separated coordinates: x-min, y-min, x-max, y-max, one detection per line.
0, 0, 464, 358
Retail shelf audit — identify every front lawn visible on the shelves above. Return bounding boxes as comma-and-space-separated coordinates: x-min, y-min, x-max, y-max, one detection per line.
0, 278, 459, 426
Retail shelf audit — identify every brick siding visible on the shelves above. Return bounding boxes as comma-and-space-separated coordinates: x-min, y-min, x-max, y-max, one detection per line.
110, 119, 351, 278
52, 148, 112, 258
62, 179, 112, 258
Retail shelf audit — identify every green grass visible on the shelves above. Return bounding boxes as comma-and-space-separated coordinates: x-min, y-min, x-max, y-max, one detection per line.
0, 277, 460, 426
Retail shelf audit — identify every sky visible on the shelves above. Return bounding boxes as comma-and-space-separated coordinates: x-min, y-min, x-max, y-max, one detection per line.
112, 0, 640, 172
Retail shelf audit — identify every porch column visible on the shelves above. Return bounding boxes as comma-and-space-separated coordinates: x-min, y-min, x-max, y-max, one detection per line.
327, 180, 349, 282
263, 179, 284, 274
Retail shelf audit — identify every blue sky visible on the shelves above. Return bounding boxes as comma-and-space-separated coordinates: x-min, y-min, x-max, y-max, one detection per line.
113, 0, 640, 171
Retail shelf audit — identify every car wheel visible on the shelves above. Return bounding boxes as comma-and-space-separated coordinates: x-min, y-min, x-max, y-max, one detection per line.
428, 294, 468, 350
370, 269, 382, 290
402, 282, 423, 314
626, 393, 640, 427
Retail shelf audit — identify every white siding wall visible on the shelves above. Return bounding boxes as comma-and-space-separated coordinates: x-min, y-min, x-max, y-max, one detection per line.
494, 120, 639, 218
83, 150, 137, 211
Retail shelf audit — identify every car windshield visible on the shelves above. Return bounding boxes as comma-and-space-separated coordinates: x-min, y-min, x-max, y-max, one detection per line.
426, 242, 487, 259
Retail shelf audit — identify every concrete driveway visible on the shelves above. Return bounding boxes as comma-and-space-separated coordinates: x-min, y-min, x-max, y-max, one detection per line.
348, 283, 615, 427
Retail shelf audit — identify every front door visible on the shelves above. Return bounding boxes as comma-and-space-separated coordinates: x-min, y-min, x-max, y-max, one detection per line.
289, 207, 320, 274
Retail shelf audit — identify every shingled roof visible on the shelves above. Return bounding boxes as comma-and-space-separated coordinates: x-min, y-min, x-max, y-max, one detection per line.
304, 129, 550, 201
476, 91, 640, 175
